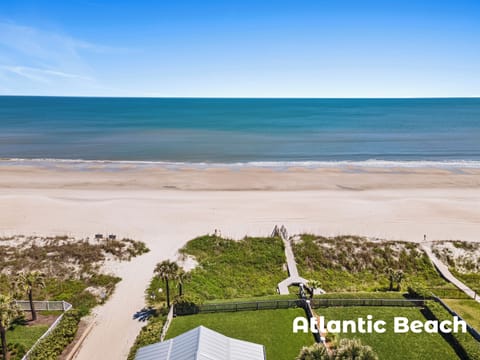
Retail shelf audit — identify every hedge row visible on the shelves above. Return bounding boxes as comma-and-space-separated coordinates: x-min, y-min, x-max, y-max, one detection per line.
28, 310, 81, 360
425, 301, 480, 360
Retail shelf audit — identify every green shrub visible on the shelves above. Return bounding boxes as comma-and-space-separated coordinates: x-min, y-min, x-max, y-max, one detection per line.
69, 291, 98, 317
1, 343, 27, 360
173, 295, 201, 315
407, 284, 434, 299
425, 301, 480, 360
127, 318, 164, 360
28, 310, 81, 360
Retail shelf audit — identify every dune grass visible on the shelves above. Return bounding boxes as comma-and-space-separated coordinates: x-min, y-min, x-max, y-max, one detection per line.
292, 234, 452, 292
431, 241, 480, 293
177, 235, 287, 301
0, 235, 149, 316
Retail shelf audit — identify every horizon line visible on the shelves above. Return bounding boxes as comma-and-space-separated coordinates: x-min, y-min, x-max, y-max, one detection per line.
1, 95, 479, 100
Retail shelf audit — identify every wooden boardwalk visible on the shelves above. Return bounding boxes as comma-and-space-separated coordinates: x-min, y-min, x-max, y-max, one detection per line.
421, 242, 479, 303
274, 225, 325, 295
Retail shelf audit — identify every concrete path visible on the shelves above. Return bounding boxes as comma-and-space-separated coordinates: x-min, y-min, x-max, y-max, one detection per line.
421, 242, 479, 303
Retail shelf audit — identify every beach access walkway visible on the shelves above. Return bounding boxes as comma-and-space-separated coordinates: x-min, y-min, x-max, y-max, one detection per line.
274, 225, 325, 295
421, 242, 480, 303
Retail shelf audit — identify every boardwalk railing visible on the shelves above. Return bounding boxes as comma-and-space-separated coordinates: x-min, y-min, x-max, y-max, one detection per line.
175, 298, 424, 316
18, 300, 73, 360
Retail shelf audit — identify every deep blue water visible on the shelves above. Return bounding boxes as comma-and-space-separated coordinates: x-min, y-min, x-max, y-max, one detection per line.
0, 96, 479, 165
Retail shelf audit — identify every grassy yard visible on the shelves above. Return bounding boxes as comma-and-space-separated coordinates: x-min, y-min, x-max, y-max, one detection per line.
292, 234, 452, 292
443, 298, 480, 331
176, 235, 287, 301
319, 306, 458, 360
7, 324, 48, 349
167, 306, 459, 360
167, 309, 312, 360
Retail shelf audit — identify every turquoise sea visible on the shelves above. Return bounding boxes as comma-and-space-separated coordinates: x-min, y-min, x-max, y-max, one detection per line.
0, 96, 480, 167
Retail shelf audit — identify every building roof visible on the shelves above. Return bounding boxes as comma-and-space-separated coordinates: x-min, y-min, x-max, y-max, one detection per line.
135, 325, 266, 360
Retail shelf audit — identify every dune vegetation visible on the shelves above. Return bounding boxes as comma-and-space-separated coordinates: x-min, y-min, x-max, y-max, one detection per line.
292, 234, 452, 292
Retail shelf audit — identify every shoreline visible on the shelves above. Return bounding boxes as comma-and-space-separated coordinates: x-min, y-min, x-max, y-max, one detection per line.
3, 158, 480, 168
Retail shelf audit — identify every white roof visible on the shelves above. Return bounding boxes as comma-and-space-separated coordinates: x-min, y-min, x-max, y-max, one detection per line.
135, 326, 266, 360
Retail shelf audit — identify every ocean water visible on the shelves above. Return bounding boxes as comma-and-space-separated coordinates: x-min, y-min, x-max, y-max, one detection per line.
0, 96, 480, 167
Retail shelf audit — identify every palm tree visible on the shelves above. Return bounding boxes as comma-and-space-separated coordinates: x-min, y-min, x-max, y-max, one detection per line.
296, 343, 331, 360
0, 294, 22, 360
176, 269, 190, 297
15, 271, 46, 321
154, 260, 179, 308
335, 338, 378, 360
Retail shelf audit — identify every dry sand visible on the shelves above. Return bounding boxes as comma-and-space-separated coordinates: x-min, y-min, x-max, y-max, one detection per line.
0, 164, 479, 359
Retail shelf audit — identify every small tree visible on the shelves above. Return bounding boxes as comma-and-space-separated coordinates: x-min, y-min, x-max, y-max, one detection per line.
393, 270, 405, 291
385, 268, 404, 291
335, 338, 378, 360
386, 267, 395, 291
154, 260, 179, 308
307, 280, 322, 299
15, 271, 46, 321
296, 343, 331, 360
0, 294, 22, 360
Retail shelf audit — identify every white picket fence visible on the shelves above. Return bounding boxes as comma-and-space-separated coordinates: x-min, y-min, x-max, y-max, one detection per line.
16, 300, 73, 360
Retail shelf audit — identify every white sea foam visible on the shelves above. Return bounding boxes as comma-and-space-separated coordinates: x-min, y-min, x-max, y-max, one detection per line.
2, 158, 480, 169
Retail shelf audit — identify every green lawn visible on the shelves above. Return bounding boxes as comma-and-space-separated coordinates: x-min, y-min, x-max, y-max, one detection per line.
167, 309, 312, 360
443, 298, 480, 331
167, 306, 459, 360
7, 324, 48, 349
319, 307, 458, 360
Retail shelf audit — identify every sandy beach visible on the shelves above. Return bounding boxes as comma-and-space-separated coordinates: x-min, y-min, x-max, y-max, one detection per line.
1, 164, 480, 359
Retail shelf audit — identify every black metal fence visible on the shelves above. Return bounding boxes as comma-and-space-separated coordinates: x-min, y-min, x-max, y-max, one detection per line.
310, 298, 424, 308
175, 298, 424, 316
432, 296, 480, 342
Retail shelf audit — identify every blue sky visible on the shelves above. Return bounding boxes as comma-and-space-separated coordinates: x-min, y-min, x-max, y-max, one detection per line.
0, 0, 479, 97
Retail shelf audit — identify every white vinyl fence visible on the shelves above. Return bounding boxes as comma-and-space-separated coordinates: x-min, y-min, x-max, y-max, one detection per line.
15, 300, 73, 360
